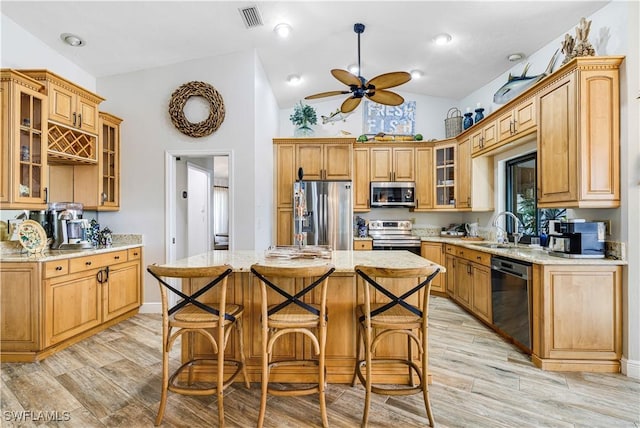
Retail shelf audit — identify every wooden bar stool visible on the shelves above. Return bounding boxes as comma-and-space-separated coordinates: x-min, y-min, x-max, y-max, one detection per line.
250, 263, 335, 428
147, 264, 249, 427
351, 265, 440, 427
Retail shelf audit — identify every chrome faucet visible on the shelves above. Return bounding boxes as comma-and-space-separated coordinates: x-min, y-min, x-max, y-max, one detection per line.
493, 211, 524, 246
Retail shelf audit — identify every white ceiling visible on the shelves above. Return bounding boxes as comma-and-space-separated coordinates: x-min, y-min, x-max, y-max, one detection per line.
2, 1, 609, 108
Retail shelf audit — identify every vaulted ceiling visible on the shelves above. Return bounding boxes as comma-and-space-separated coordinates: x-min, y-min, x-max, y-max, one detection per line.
2, 1, 608, 107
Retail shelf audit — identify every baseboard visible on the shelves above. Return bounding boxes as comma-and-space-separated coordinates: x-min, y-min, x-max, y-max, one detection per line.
621, 356, 640, 379
139, 302, 161, 313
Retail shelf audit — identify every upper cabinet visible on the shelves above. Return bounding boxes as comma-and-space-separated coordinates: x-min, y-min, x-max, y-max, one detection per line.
470, 119, 497, 154
296, 141, 351, 180
496, 96, 536, 143
0, 70, 49, 209
433, 142, 456, 209
370, 146, 414, 182
537, 56, 623, 208
414, 146, 433, 211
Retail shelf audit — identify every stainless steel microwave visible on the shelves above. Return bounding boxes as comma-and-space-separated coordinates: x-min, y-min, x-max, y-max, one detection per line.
370, 182, 416, 207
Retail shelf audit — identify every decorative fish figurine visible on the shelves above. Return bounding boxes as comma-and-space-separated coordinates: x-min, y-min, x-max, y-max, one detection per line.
321, 109, 353, 125
493, 49, 560, 104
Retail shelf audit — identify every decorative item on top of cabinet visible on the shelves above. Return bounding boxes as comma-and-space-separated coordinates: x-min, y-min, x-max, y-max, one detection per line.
537, 56, 623, 208
0, 69, 49, 209
444, 107, 463, 138
20, 69, 103, 164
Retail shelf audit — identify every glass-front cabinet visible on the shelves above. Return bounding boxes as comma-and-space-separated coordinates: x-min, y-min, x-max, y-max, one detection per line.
99, 112, 121, 210
1, 70, 48, 209
434, 142, 456, 209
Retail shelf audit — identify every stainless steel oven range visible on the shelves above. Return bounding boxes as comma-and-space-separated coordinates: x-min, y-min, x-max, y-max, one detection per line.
368, 220, 421, 255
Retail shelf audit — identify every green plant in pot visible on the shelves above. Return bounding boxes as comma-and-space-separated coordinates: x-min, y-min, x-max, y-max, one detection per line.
290, 101, 317, 137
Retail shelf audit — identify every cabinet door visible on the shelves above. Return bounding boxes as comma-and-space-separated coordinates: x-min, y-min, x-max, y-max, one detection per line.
48, 83, 75, 127
434, 143, 456, 208
392, 148, 414, 181
481, 120, 498, 149
514, 97, 536, 135
369, 147, 392, 181
414, 147, 433, 210
353, 147, 370, 211
45, 271, 101, 346
276, 144, 295, 207
0, 262, 40, 352
1, 81, 8, 203
445, 254, 456, 297
324, 144, 351, 180
538, 73, 577, 205
470, 129, 483, 153
420, 243, 443, 293
454, 258, 472, 310
497, 110, 515, 142
296, 144, 323, 180
456, 138, 471, 209
76, 95, 99, 134
471, 264, 491, 323
276, 208, 292, 246
97, 113, 120, 209
103, 260, 141, 322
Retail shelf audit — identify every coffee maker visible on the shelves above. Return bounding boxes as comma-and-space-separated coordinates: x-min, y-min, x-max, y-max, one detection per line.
548, 221, 605, 258
47, 202, 92, 250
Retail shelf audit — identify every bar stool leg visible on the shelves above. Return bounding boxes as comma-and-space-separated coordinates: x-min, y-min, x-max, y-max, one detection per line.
361, 326, 373, 428
236, 317, 250, 388
155, 333, 170, 426
257, 326, 270, 428
319, 322, 328, 428
351, 323, 362, 387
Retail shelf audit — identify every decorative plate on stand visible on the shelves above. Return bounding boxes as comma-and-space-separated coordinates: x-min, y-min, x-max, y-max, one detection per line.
17, 220, 48, 254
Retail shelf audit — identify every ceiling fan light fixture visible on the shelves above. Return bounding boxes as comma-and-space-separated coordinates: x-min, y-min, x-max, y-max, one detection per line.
347, 63, 359, 75
273, 23, 292, 38
286, 74, 301, 85
60, 33, 85, 47
410, 69, 424, 79
433, 33, 452, 46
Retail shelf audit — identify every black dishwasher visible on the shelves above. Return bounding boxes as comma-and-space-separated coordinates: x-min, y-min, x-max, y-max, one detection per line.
491, 256, 533, 353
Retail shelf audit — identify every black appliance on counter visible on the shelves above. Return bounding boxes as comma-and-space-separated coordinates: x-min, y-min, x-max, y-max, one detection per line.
548, 221, 605, 258
368, 220, 421, 255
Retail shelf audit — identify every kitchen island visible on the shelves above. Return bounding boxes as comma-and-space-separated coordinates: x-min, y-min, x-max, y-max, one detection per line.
155, 249, 443, 384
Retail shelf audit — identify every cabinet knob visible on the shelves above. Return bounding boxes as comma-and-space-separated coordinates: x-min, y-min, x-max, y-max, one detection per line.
55, 266, 62, 271
85, 261, 92, 266
133, 252, 139, 256
114, 256, 120, 260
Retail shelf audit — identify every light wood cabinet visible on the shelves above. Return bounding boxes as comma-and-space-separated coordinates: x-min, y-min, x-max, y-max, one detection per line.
532, 264, 622, 372
496, 96, 536, 143
1, 247, 143, 362
71, 112, 122, 210
433, 142, 456, 209
456, 138, 471, 209
470, 119, 498, 154
537, 56, 622, 208
446, 245, 492, 323
296, 142, 351, 180
21, 69, 103, 135
470, 263, 491, 323
353, 240, 372, 250
0, 69, 49, 209
414, 147, 433, 210
420, 242, 444, 293
353, 146, 370, 211
444, 247, 456, 297
369, 146, 414, 182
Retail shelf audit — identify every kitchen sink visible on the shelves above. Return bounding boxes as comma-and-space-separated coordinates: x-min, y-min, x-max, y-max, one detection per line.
470, 242, 515, 249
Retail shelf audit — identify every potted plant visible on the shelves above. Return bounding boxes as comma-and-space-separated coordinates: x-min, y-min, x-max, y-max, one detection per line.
290, 101, 317, 137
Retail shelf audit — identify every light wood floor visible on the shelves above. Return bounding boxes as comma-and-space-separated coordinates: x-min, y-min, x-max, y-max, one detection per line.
2, 296, 639, 427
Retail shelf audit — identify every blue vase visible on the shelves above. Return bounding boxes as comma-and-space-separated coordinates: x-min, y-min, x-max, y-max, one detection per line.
474, 108, 485, 123
463, 112, 474, 130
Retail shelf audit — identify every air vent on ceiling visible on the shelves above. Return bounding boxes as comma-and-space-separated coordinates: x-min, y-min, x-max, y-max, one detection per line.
239, 5, 263, 28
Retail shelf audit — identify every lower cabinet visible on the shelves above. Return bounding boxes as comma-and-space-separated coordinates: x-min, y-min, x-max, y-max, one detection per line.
420, 242, 445, 293
1, 247, 142, 362
353, 239, 372, 250
445, 245, 492, 323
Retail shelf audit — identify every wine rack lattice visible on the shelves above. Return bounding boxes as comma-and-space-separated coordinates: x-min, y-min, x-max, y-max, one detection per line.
48, 124, 97, 164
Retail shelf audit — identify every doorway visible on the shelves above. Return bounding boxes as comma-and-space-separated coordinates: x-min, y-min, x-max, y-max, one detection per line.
165, 150, 232, 265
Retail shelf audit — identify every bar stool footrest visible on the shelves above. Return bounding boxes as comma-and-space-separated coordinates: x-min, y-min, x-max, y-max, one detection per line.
168, 357, 246, 395
354, 358, 424, 394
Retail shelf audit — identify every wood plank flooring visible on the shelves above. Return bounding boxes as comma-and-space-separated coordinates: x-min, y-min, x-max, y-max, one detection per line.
1, 296, 639, 427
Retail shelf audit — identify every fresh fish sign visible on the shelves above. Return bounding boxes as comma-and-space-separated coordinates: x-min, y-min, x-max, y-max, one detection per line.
493, 50, 560, 104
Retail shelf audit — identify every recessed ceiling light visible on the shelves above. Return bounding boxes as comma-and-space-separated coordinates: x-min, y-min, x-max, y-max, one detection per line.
433, 33, 452, 46
507, 53, 525, 62
348, 64, 359, 75
274, 23, 292, 38
410, 70, 424, 79
60, 33, 85, 47
287, 74, 301, 85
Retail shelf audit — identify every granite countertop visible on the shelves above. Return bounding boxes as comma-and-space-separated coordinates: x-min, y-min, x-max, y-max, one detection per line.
160, 250, 444, 274
419, 236, 627, 265
0, 234, 143, 262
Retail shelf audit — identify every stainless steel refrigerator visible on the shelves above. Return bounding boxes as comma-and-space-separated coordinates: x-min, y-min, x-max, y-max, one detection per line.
293, 181, 353, 250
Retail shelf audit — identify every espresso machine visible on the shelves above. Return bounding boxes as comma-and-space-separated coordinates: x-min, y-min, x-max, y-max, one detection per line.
548, 221, 605, 258
47, 202, 93, 249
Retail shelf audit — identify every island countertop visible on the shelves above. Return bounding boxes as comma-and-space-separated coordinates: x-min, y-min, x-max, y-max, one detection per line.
158, 249, 444, 273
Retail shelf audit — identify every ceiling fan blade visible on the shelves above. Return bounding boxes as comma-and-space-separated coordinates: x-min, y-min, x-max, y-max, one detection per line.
331, 69, 361, 87
341, 97, 362, 113
366, 89, 405, 106
305, 90, 350, 100
367, 72, 411, 90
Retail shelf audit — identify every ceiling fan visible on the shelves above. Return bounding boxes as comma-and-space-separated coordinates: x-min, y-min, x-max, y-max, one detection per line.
305, 23, 411, 113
